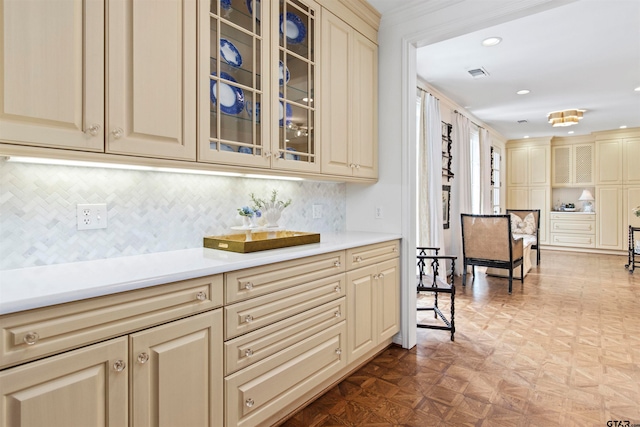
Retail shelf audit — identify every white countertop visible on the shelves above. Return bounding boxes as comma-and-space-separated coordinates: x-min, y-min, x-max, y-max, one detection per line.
0, 231, 401, 315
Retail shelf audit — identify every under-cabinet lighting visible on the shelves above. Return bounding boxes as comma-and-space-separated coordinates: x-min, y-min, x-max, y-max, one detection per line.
4, 156, 304, 181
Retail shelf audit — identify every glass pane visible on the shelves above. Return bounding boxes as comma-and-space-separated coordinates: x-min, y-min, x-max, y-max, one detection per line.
218, 0, 258, 34
220, 23, 254, 88
285, 53, 308, 103
280, 2, 310, 58
209, 17, 218, 76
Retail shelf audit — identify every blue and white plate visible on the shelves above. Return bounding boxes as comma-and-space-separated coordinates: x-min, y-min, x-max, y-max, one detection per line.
238, 146, 253, 154
220, 143, 235, 152
285, 147, 299, 160
280, 12, 306, 44
245, 101, 260, 122
279, 60, 290, 86
279, 94, 293, 126
210, 72, 245, 115
245, 0, 260, 20
221, 0, 231, 11
220, 38, 242, 68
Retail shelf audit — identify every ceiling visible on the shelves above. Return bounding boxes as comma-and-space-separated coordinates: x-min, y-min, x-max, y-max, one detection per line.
368, 0, 640, 140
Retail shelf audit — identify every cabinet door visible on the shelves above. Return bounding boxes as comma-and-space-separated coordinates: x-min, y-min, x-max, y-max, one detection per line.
529, 187, 549, 245
0, 0, 104, 151
107, 0, 196, 160
528, 146, 549, 186
321, 10, 352, 176
507, 187, 529, 209
623, 138, 640, 184
596, 140, 623, 185
0, 338, 127, 427
574, 143, 594, 185
377, 258, 399, 342
552, 146, 571, 186
507, 148, 529, 186
596, 186, 623, 250
625, 187, 640, 229
346, 265, 376, 363
130, 310, 223, 427
350, 31, 378, 179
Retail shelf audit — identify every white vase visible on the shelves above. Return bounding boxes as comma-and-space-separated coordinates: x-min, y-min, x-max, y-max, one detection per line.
262, 207, 283, 228
242, 216, 251, 227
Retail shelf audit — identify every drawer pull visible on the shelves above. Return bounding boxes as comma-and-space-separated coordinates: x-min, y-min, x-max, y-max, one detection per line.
374, 274, 380, 279
334, 286, 341, 293
335, 311, 341, 318
245, 349, 254, 357
378, 272, 385, 279
392, 247, 398, 252
113, 359, 126, 372
111, 127, 124, 139
244, 314, 253, 323
137, 352, 149, 364
355, 256, 363, 262
84, 124, 101, 136
245, 398, 255, 408
196, 291, 207, 301
335, 348, 342, 355
334, 261, 341, 268
23, 332, 39, 346
245, 282, 254, 290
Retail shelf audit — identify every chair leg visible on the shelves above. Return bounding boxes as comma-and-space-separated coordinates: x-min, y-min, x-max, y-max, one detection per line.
508, 268, 513, 294
537, 248, 541, 265
521, 263, 524, 282
462, 264, 467, 287
450, 286, 455, 341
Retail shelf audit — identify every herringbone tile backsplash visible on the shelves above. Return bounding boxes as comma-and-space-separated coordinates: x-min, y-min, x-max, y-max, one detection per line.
0, 160, 346, 270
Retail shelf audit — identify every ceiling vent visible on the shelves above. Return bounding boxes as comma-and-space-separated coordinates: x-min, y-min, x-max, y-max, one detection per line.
517, 120, 528, 124
467, 67, 489, 78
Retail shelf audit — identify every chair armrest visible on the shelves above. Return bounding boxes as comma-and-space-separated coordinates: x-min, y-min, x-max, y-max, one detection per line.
512, 237, 523, 259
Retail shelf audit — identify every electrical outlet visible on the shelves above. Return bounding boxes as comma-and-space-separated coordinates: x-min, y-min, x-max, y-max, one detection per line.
77, 203, 108, 230
375, 206, 384, 219
312, 204, 323, 219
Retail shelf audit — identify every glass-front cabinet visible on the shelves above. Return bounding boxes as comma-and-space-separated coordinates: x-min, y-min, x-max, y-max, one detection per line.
199, 0, 320, 173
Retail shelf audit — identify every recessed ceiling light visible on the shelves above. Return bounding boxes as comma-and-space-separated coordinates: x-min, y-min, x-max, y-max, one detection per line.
620, 125, 628, 129
516, 89, 530, 95
635, 86, 640, 92
568, 131, 574, 134
523, 135, 530, 139
482, 37, 502, 47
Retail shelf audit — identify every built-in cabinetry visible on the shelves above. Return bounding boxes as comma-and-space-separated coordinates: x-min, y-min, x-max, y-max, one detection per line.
551, 142, 594, 187
506, 139, 551, 244
321, 10, 378, 178
0, 0, 380, 182
549, 212, 596, 248
0, 276, 224, 427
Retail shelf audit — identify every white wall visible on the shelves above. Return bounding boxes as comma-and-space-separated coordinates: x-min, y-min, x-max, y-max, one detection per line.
348, 0, 571, 349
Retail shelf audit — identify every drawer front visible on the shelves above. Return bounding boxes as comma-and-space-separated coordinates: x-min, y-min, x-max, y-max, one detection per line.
346, 240, 400, 270
225, 251, 345, 304
225, 274, 345, 340
225, 297, 346, 375
549, 213, 595, 221
0, 275, 223, 369
550, 233, 596, 248
550, 220, 595, 235
225, 321, 347, 427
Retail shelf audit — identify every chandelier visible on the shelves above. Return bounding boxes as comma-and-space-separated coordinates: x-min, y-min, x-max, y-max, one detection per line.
547, 109, 584, 127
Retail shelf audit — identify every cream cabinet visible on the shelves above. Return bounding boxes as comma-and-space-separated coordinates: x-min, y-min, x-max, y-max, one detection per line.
0, 0, 104, 151
506, 143, 550, 187
623, 138, 640, 184
596, 186, 624, 250
0, 276, 224, 427
551, 143, 594, 187
321, 10, 378, 179
549, 212, 596, 248
596, 139, 623, 185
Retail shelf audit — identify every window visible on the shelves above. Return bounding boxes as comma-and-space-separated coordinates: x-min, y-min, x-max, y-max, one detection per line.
491, 147, 501, 214
470, 127, 480, 214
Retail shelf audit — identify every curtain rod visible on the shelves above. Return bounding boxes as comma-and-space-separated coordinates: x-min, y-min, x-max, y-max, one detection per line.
454, 110, 483, 129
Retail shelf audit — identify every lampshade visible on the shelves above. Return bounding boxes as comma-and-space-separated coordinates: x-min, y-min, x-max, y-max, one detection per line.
547, 109, 584, 127
578, 189, 594, 202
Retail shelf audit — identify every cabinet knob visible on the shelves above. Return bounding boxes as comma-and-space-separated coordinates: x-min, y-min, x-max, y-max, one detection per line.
245, 398, 255, 408
113, 359, 126, 372
245, 282, 254, 290
244, 314, 253, 323
137, 352, 149, 364
111, 128, 124, 139
335, 311, 341, 318
335, 348, 342, 355
392, 247, 398, 252
355, 164, 360, 169
355, 256, 363, 262
84, 124, 101, 136
334, 260, 341, 268
245, 349, 254, 357
263, 151, 271, 158
23, 332, 39, 346
378, 272, 385, 279
196, 291, 207, 301
334, 286, 341, 293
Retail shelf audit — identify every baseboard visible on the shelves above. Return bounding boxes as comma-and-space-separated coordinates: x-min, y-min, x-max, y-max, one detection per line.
540, 245, 626, 256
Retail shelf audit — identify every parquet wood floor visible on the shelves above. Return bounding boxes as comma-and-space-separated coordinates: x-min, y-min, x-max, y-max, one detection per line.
281, 251, 640, 426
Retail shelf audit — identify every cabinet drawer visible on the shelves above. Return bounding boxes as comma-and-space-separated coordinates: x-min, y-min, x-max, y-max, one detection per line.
346, 240, 400, 270
225, 251, 345, 304
550, 220, 595, 234
0, 275, 222, 369
225, 322, 347, 427
549, 213, 595, 221
225, 274, 345, 340
550, 233, 595, 248
225, 297, 345, 375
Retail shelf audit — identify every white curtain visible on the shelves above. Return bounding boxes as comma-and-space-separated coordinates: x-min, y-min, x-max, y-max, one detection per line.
418, 91, 443, 249
449, 112, 472, 275
479, 128, 493, 214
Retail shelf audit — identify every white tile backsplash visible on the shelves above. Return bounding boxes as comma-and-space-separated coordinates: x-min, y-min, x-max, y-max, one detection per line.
0, 160, 346, 269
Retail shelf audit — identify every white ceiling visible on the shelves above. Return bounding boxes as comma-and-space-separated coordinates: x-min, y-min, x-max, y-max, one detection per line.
368, 0, 640, 140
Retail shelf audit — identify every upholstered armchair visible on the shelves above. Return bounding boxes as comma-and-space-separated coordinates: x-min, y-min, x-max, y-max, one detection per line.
506, 209, 541, 265
460, 214, 524, 294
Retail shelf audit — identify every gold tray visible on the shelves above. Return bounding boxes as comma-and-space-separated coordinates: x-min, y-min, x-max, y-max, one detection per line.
203, 230, 320, 253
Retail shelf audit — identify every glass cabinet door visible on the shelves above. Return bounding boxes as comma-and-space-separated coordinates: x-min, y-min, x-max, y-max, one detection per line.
199, 0, 270, 166
271, 0, 320, 172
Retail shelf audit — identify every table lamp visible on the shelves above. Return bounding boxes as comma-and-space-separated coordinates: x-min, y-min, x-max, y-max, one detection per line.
579, 189, 594, 212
